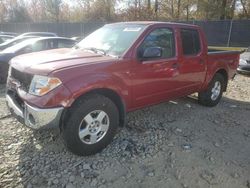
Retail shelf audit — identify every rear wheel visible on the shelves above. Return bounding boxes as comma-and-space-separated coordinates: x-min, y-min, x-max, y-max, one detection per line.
62, 94, 119, 156
198, 73, 225, 107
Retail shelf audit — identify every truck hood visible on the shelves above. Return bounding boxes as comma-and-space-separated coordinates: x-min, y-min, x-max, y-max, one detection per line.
10, 48, 117, 75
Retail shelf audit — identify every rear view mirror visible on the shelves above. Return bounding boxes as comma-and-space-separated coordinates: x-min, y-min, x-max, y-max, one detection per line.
142, 47, 162, 59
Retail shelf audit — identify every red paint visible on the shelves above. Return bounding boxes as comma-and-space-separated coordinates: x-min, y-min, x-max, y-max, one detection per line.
8, 22, 240, 112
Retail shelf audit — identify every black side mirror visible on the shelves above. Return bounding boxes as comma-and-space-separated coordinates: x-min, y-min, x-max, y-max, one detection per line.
141, 47, 162, 60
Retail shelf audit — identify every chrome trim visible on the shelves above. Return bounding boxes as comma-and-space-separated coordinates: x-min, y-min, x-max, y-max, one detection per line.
6, 94, 64, 129
78, 110, 110, 145
237, 68, 250, 74
24, 102, 63, 129
211, 81, 221, 101
6, 94, 24, 118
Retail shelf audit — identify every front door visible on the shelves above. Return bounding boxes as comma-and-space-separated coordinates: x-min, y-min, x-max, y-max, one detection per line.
131, 27, 183, 108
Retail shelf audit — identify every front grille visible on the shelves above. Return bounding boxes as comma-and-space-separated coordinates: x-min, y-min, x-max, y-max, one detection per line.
7, 89, 24, 109
11, 68, 33, 92
243, 67, 250, 71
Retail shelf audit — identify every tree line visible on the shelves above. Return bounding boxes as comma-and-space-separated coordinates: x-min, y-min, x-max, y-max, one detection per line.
0, 0, 249, 23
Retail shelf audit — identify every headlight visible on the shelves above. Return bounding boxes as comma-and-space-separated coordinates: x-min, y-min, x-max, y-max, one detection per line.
239, 59, 247, 65
29, 75, 62, 96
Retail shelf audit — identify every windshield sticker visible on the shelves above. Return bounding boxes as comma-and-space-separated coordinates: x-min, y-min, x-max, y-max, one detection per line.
123, 27, 141, 32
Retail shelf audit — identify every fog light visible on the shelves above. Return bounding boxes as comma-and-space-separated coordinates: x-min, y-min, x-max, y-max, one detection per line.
28, 114, 36, 125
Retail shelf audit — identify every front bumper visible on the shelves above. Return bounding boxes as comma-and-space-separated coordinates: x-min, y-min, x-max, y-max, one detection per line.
6, 93, 64, 129
237, 64, 250, 74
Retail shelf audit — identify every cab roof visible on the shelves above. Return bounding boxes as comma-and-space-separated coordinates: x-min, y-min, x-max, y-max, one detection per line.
106, 21, 200, 28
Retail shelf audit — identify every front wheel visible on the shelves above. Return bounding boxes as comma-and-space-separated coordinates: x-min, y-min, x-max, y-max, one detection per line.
62, 94, 119, 156
198, 73, 225, 107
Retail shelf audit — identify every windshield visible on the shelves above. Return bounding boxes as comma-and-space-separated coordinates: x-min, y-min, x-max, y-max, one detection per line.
76, 24, 146, 57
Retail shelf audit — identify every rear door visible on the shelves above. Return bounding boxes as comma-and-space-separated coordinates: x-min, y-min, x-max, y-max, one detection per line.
178, 28, 207, 92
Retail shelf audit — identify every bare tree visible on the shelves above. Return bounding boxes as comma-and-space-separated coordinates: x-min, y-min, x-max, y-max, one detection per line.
171, 0, 174, 18
0, 0, 249, 23
42, 0, 62, 22
177, 0, 181, 20
147, 0, 151, 11
230, 0, 237, 19
0, 0, 7, 22
220, 0, 227, 20
240, 0, 250, 18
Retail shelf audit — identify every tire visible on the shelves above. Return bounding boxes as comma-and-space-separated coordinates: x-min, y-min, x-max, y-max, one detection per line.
62, 94, 119, 156
198, 73, 225, 107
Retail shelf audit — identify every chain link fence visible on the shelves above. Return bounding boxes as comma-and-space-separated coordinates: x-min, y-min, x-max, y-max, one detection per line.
0, 22, 105, 39
0, 20, 249, 47
193, 20, 250, 47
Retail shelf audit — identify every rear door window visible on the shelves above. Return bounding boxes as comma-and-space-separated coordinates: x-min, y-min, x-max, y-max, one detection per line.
180, 29, 201, 56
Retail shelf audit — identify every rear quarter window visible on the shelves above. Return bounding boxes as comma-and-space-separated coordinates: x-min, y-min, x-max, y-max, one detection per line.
180, 29, 201, 56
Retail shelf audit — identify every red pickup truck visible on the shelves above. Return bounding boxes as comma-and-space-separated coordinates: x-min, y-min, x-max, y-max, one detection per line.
6, 22, 240, 156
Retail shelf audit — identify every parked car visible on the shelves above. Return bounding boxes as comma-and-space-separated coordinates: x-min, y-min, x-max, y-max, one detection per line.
0, 33, 58, 51
238, 47, 250, 75
0, 31, 18, 36
6, 22, 240, 156
0, 37, 76, 83
0, 36, 39, 51
0, 35, 15, 44
71, 36, 84, 42
18, 32, 58, 37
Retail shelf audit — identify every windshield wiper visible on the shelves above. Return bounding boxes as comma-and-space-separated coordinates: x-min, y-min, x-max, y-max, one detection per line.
84, 47, 107, 55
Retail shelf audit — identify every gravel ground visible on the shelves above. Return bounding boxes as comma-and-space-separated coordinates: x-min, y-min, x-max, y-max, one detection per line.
0, 74, 250, 188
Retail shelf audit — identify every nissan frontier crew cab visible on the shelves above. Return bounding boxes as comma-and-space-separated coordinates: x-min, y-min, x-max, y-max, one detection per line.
6, 22, 240, 156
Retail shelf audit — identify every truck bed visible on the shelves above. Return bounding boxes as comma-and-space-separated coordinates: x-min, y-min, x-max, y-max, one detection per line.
207, 48, 240, 80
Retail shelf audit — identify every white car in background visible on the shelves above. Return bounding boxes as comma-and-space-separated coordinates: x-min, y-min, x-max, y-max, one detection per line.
238, 47, 250, 75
